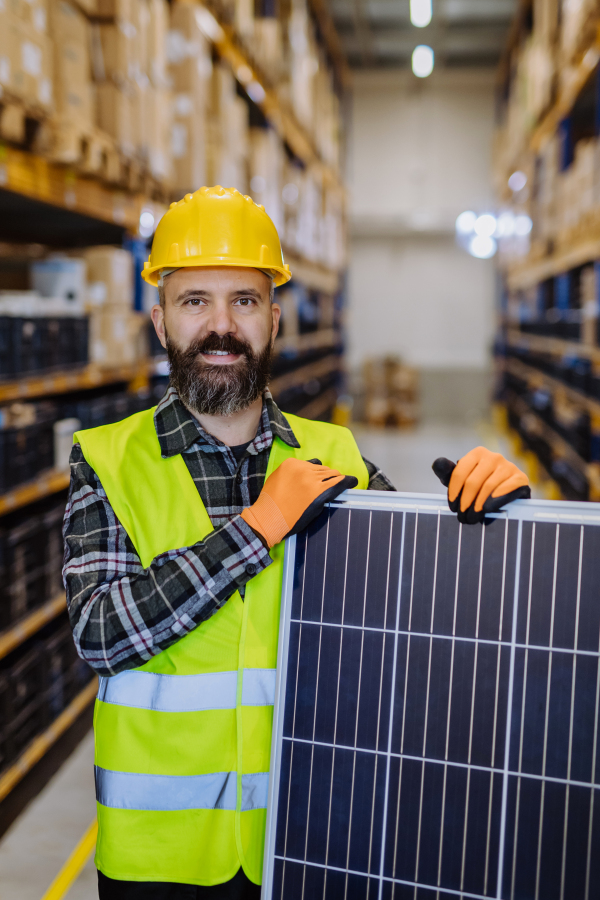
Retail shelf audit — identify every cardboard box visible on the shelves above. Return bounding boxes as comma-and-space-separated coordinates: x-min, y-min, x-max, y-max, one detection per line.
90, 309, 148, 366
48, 1, 93, 126
96, 81, 134, 155
168, 2, 212, 96
84, 246, 133, 310
6, 0, 47, 34
98, 20, 139, 83
145, 84, 171, 181
3, 14, 53, 110
148, 0, 168, 88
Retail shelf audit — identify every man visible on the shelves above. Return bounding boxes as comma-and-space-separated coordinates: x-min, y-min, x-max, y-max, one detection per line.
63, 186, 529, 899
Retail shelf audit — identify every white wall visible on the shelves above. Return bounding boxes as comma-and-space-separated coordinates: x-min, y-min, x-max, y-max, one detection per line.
346, 68, 497, 372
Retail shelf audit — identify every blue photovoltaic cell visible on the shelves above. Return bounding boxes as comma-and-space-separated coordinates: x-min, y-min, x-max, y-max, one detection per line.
264, 494, 600, 900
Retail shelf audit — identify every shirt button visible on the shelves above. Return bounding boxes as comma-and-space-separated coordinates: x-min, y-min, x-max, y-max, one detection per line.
245, 563, 257, 576
236, 473, 243, 485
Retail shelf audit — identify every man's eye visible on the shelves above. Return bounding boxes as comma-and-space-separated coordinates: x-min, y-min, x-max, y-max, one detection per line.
237, 297, 254, 306
187, 298, 203, 306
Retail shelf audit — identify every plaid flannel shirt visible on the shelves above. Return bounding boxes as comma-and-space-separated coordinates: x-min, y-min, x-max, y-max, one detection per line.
63, 387, 395, 676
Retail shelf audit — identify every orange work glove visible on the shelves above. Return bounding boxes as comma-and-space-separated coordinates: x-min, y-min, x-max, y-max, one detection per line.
432, 447, 530, 524
240, 457, 358, 548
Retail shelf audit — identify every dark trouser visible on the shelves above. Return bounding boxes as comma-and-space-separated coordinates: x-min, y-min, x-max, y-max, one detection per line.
98, 868, 262, 899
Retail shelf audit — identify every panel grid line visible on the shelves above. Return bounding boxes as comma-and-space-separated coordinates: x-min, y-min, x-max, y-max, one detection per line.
287, 620, 600, 657
496, 516, 523, 900
377, 512, 405, 900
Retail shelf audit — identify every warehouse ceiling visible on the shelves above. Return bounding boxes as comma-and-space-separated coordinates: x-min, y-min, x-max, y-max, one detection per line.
326, 0, 517, 69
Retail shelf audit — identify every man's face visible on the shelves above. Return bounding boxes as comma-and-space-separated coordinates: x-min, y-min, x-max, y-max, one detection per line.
151, 266, 280, 416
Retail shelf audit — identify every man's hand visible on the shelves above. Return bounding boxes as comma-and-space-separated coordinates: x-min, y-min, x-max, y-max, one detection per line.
432, 447, 530, 524
241, 457, 358, 548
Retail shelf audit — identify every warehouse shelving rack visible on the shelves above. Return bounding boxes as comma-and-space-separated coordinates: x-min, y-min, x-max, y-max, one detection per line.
494, 1, 600, 503
0, 0, 350, 827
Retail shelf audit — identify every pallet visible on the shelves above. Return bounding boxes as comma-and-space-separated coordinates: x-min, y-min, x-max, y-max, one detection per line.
37, 119, 171, 200
0, 96, 48, 149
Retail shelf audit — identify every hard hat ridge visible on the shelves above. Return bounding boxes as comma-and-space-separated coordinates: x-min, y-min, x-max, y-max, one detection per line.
142, 185, 292, 287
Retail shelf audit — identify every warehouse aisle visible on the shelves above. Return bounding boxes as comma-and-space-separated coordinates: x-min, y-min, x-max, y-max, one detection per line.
353, 419, 529, 496
0, 730, 96, 900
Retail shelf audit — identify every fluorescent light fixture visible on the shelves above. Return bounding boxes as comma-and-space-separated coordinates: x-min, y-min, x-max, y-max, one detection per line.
412, 45, 434, 77
508, 170, 527, 192
474, 214, 497, 238
469, 235, 497, 259
410, 0, 432, 27
455, 211, 477, 235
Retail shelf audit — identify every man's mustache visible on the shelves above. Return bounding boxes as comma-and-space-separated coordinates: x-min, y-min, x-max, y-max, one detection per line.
182, 333, 254, 361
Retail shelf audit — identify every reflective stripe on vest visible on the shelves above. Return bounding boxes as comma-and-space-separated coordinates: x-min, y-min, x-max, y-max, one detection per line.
97, 668, 276, 713
95, 767, 269, 811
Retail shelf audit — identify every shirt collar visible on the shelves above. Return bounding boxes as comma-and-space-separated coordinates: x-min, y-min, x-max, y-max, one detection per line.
154, 386, 300, 458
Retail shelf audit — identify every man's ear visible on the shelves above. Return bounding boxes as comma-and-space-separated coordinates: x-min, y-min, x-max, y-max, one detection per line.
150, 304, 167, 349
270, 303, 281, 344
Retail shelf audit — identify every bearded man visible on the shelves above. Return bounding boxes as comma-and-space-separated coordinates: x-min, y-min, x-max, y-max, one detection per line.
63, 187, 529, 900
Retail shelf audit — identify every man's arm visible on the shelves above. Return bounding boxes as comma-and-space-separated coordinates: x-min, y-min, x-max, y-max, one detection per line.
364, 457, 396, 491
63, 445, 272, 677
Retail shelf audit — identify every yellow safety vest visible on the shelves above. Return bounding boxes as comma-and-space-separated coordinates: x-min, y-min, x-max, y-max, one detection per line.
75, 407, 368, 886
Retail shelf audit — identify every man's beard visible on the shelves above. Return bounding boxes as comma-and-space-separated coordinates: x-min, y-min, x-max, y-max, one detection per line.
165, 330, 273, 416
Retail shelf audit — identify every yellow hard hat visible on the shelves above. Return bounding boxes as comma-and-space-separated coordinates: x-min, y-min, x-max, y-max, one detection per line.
142, 185, 292, 287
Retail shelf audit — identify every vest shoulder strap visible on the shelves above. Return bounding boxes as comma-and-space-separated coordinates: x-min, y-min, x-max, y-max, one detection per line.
75, 409, 212, 567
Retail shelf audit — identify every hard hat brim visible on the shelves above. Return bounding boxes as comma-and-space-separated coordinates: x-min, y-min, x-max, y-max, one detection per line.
142, 258, 292, 288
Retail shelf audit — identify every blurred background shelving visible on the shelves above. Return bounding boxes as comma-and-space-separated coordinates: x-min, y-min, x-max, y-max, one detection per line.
0, 0, 350, 836
494, 0, 600, 502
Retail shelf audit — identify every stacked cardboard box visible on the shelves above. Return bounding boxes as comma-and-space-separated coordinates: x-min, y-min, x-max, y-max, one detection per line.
168, 1, 212, 194
209, 64, 249, 192
47, 0, 93, 133
0, 0, 53, 115
92, 0, 170, 175
249, 126, 283, 232
363, 357, 419, 429
84, 246, 148, 366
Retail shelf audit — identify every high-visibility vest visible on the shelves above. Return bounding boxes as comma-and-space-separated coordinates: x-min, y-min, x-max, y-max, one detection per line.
75, 407, 369, 886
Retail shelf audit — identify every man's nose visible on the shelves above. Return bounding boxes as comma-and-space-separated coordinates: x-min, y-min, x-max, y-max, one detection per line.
205, 303, 236, 335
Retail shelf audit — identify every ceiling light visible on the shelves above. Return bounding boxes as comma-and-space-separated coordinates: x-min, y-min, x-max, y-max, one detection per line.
412, 45, 434, 78
410, 0, 432, 28
469, 235, 497, 259
474, 214, 497, 238
455, 211, 477, 235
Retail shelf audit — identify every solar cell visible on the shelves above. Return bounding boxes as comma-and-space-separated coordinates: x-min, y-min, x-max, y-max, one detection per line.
262, 491, 600, 900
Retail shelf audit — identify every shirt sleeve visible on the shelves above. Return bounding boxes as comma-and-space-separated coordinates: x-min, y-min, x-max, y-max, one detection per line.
363, 456, 397, 491
63, 444, 272, 677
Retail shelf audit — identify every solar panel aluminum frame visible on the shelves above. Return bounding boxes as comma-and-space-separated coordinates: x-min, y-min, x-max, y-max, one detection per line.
262, 489, 600, 900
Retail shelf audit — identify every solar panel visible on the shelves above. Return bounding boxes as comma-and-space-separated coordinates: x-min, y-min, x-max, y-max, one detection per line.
262, 490, 600, 900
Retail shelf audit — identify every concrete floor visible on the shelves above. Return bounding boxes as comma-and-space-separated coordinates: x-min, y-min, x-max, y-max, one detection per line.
0, 419, 533, 900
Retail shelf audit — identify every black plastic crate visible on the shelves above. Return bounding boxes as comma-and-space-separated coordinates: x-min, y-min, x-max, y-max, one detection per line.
8, 644, 45, 721
0, 498, 67, 629
44, 622, 90, 717
12, 318, 46, 375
